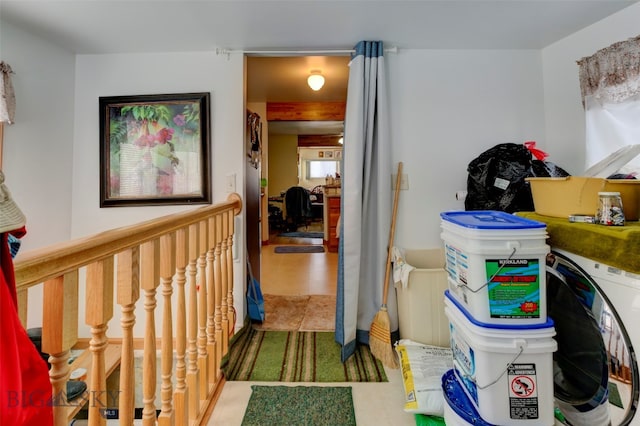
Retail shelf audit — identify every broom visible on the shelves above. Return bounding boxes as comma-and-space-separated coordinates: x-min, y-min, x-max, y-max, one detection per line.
369, 161, 402, 369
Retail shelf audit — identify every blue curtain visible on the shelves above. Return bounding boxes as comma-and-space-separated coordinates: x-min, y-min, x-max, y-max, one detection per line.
335, 41, 398, 362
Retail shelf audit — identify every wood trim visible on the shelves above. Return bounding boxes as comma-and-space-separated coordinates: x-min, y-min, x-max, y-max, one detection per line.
14, 194, 242, 290
267, 102, 345, 121
197, 377, 226, 426
298, 135, 343, 146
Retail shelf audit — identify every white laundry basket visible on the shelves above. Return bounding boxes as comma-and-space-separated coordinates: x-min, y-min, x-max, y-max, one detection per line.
395, 249, 450, 347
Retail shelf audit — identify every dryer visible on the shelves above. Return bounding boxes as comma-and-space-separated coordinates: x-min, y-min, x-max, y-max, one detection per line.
547, 248, 640, 426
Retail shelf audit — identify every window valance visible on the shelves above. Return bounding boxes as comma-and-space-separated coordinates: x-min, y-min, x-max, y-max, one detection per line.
577, 35, 640, 106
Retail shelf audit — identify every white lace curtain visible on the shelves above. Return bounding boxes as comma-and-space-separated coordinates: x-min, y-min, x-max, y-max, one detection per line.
577, 35, 640, 173
578, 35, 640, 105
0, 61, 16, 124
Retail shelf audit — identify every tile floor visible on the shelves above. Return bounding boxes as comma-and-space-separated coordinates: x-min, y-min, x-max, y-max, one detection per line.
208, 230, 415, 425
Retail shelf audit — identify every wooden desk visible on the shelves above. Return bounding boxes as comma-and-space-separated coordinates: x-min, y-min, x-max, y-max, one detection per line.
324, 194, 341, 252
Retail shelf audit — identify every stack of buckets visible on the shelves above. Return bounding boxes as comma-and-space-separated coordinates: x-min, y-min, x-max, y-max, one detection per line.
439, 211, 558, 425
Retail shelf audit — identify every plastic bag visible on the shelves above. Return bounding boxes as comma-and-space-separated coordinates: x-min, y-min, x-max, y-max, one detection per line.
465, 142, 570, 213
395, 339, 453, 416
465, 143, 535, 212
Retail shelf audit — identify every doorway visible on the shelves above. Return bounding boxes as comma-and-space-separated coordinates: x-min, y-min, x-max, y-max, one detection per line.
245, 55, 349, 330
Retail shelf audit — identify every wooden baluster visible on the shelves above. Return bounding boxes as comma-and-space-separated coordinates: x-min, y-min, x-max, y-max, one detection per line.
214, 215, 224, 368
116, 247, 140, 426
226, 210, 235, 336
42, 272, 79, 425
86, 259, 114, 426
173, 228, 189, 426
197, 219, 209, 398
206, 216, 217, 384
158, 233, 176, 426
17, 288, 28, 327
218, 214, 229, 354
140, 240, 160, 426
187, 223, 200, 420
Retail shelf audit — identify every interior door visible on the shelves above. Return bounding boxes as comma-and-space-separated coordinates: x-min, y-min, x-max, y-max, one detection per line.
246, 111, 261, 281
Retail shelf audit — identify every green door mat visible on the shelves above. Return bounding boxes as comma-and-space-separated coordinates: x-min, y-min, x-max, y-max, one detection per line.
608, 381, 624, 408
242, 385, 356, 426
221, 328, 388, 382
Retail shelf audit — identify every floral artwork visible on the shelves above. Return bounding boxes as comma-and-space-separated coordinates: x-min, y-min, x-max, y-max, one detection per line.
99, 93, 211, 206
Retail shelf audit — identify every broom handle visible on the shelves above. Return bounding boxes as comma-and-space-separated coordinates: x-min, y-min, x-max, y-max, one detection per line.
382, 162, 403, 306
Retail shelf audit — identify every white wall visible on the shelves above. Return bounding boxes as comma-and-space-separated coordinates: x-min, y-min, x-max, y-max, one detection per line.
71, 52, 246, 335
387, 49, 546, 249
73, 52, 244, 235
542, 2, 640, 175
1, 19, 76, 329
0, 19, 76, 251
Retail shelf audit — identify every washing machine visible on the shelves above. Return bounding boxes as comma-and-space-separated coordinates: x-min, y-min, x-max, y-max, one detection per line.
546, 248, 640, 426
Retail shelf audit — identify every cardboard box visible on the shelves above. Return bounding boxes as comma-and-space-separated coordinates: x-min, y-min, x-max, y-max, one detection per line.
395, 249, 450, 347
527, 177, 640, 220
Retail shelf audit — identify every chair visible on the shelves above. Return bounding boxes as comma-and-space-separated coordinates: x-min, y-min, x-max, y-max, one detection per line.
283, 186, 313, 231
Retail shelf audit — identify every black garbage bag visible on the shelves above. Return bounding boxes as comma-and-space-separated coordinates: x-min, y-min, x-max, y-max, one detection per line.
531, 159, 571, 178
465, 143, 534, 212
465, 143, 570, 213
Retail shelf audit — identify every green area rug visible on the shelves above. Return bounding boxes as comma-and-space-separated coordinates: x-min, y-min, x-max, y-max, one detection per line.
221, 327, 388, 382
241, 385, 356, 426
608, 381, 624, 408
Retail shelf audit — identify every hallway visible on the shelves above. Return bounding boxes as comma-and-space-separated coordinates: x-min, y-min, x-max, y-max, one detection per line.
208, 233, 415, 425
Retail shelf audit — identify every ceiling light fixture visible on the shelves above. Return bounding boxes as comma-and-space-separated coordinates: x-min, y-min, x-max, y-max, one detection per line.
307, 70, 325, 91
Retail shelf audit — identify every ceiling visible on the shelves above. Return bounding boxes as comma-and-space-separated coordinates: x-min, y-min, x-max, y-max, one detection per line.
2, 0, 637, 135
247, 56, 350, 136
2, 1, 637, 54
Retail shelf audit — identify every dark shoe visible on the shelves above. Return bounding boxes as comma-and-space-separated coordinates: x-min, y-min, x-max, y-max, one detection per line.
67, 380, 87, 401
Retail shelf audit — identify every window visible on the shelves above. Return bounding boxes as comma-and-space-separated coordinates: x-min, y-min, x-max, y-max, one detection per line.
307, 160, 340, 179
578, 35, 640, 176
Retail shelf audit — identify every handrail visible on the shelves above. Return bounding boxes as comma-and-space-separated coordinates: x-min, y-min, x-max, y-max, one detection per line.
14, 193, 241, 289
11, 192, 242, 426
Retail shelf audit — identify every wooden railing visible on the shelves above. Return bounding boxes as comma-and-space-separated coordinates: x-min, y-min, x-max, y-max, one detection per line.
13, 193, 242, 426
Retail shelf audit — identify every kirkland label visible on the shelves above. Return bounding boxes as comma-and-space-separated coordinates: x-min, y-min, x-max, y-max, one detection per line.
485, 258, 540, 318
508, 364, 539, 420
445, 243, 469, 285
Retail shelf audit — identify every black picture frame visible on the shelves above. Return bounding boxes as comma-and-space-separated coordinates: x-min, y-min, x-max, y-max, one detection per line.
99, 93, 211, 207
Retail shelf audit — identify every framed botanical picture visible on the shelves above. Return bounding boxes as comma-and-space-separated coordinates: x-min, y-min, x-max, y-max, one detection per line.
325, 151, 334, 159
335, 150, 342, 159
99, 93, 211, 207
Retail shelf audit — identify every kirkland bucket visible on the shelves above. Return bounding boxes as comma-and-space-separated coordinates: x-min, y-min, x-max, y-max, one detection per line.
445, 290, 557, 425
442, 369, 495, 426
440, 210, 549, 326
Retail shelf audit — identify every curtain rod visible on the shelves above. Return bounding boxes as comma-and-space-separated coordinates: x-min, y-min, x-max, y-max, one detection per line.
215, 46, 397, 58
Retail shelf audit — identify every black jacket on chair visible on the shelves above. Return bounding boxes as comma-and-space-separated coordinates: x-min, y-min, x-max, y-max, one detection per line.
284, 186, 312, 229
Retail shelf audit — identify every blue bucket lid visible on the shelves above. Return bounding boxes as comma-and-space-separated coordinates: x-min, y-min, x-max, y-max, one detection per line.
445, 290, 555, 330
440, 210, 546, 230
442, 369, 496, 426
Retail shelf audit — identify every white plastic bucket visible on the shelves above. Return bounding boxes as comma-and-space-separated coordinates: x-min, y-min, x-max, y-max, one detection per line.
440, 210, 549, 325
445, 290, 557, 425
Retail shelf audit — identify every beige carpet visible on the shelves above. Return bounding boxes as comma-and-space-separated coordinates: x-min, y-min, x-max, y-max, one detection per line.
300, 295, 336, 331
253, 294, 335, 332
